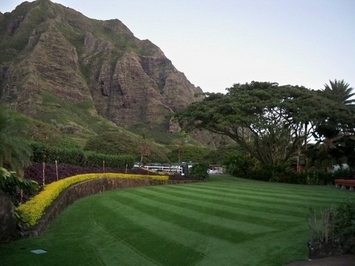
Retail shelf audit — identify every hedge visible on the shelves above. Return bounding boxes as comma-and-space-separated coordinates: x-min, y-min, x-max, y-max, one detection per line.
17, 173, 169, 226
29, 142, 135, 168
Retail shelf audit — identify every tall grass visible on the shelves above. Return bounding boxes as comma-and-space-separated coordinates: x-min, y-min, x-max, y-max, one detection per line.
1, 175, 353, 266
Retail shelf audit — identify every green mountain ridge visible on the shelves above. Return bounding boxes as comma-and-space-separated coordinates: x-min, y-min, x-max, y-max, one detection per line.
0, 0, 219, 159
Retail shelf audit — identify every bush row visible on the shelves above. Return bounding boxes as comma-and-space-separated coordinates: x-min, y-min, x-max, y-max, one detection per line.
225, 154, 339, 185
17, 173, 169, 226
29, 142, 135, 168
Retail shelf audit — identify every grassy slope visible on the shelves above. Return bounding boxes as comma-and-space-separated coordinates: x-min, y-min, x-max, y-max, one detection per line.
1, 175, 354, 266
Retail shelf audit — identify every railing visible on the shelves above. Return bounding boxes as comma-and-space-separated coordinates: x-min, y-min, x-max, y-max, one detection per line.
143, 165, 183, 174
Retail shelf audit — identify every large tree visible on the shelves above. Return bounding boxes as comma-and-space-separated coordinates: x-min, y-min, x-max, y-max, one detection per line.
311, 81, 354, 153
175, 82, 352, 167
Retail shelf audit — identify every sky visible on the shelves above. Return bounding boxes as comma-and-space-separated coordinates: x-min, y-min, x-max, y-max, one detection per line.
1, 0, 355, 94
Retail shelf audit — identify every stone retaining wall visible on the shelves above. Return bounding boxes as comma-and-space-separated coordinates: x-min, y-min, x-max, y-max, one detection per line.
0, 190, 17, 243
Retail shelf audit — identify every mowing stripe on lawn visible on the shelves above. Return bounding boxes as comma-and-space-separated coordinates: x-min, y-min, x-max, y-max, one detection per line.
98, 194, 299, 266
166, 181, 349, 204
158, 183, 349, 211
188, 177, 351, 197
83, 216, 160, 266
181, 182, 349, 204
105, 191, 274, 244
94, 195, 220, 253
73, 193, 277, 266
157, 187, 304, 221
121, 189, 281, 232
91, 205, 205, 266
125, 188, 299, 228
98, 188, 309, 266
138, 186, 304, 223
145, 185, 308, 217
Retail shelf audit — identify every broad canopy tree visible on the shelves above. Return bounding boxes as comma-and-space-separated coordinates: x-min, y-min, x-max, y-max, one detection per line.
175, 81, 355, 168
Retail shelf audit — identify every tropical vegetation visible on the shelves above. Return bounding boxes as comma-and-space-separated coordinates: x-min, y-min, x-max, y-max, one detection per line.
0, 107, 32, 175
0, 107, 39, 204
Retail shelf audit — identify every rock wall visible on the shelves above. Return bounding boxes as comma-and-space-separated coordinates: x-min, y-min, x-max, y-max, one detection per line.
0, 190, 17, 243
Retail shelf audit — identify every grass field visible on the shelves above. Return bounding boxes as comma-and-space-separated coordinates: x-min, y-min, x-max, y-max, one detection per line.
1, 175, 354, 266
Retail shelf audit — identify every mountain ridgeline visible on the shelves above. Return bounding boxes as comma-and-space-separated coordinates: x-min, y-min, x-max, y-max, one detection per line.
0, 0, 204, 142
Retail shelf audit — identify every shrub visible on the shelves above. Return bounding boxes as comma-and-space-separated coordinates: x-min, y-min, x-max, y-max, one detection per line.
29, 141, 48, 163
83, 151, 134, 168
225, 154, 256, 179
189, 163, 209, 181
308, 206, 338, 243
84, 131, 147, 160
308, 199, 355, 254
225, 152, 337, 185
49, 147, 86, 166
335, 199, 355, 253
0, 167, 39, 206
331, 167, 353, 181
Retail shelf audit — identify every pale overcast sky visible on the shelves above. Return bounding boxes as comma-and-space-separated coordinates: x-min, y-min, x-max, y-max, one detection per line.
1, 0, 355, 93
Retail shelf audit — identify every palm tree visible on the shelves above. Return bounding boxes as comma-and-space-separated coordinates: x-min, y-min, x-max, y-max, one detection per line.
324, 79, 355, 105
0, 107, 32, 176
321, 80, 355, 169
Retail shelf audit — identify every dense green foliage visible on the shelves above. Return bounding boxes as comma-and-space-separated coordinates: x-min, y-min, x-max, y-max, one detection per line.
0, 167, 39, 205
188, 163, 209, 180
0, 107, 32, 175
84, 131, 170, 163
308, 199, 355, 253
167, 145, 210, 163
129, 123, 203, 147
203, 144, 240, 165
29, 142, 135, 168
224, 152, 338, 185
225, 153, 256, 179
336, 200, 355, 252
1, 175, 353, 265
323, 79, 355, 106
0, 107, 39, 205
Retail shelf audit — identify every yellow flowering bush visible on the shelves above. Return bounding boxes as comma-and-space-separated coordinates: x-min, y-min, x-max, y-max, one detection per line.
17, 173, 168, 226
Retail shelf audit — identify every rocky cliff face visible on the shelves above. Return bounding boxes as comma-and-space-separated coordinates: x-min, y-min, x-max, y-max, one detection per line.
0, 0, 203, 132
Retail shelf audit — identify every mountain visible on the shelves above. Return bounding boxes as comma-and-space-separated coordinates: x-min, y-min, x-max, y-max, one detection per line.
0, 0, 204, 143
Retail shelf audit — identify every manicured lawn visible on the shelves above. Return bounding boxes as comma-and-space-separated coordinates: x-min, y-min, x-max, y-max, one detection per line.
1, 175, 354, 266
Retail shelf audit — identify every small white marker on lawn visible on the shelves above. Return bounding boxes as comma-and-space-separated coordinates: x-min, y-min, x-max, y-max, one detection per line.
30, 249, 47, 254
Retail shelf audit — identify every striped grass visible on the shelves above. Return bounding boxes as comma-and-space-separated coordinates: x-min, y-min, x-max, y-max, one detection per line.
1, 175, 354, 266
